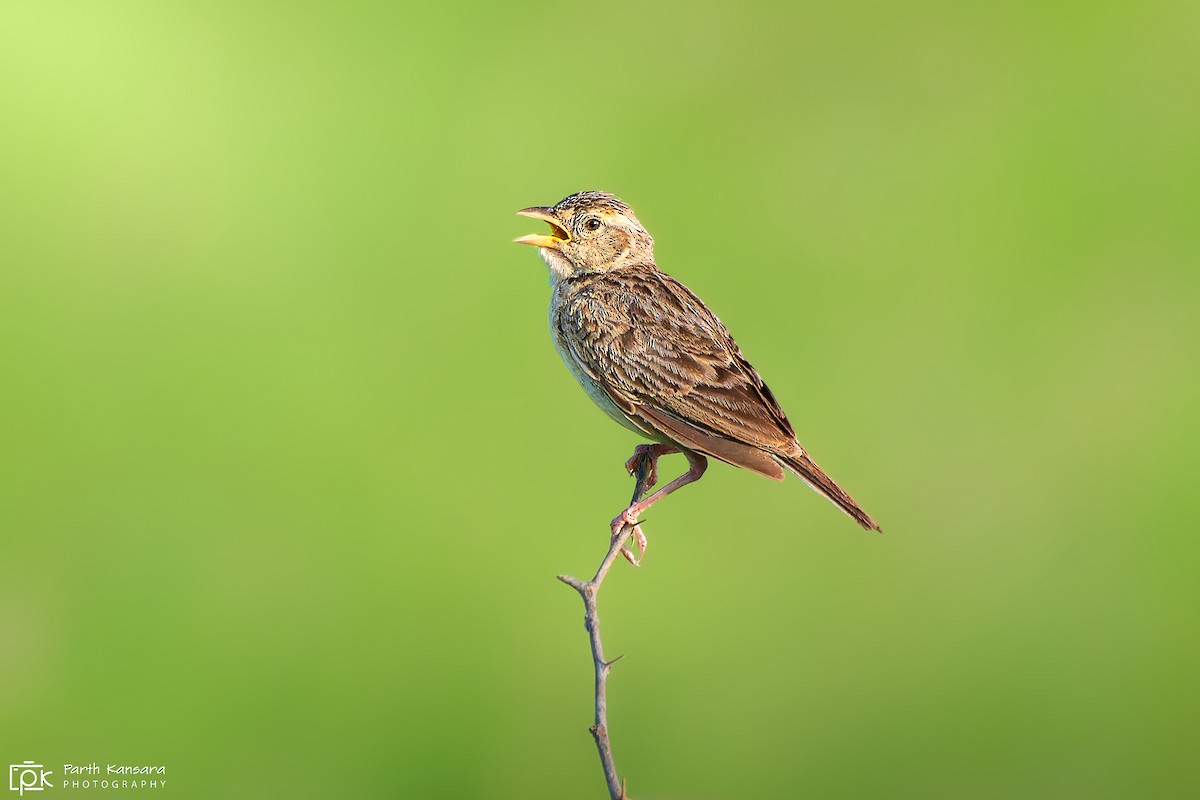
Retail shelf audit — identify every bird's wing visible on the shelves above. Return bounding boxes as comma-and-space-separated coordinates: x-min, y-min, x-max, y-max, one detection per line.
556, 265, 796, 478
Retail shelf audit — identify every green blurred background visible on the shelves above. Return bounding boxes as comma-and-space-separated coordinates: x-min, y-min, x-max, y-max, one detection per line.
1, 1, 1197, 798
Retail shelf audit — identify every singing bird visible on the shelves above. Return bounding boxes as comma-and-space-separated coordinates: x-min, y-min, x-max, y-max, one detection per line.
515, 191, 881, 563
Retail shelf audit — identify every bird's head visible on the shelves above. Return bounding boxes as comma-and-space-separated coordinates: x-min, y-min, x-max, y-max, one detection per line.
514, 191, 654, 280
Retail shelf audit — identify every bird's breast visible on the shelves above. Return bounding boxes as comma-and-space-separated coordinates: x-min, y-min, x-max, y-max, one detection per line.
549, 292, 652, 439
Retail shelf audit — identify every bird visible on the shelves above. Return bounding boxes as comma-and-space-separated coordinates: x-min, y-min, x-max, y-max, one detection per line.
514, 191, 881, 563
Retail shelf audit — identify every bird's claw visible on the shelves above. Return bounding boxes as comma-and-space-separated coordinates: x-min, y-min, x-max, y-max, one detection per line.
619, 526, 648, 566
625, 446, 659, 489
611, 508, 648, 566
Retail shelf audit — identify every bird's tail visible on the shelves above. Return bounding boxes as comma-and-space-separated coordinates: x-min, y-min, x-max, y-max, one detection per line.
774, 447, 882, 533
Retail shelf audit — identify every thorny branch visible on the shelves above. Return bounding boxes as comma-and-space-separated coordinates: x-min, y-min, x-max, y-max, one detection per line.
557, 452, 653, 800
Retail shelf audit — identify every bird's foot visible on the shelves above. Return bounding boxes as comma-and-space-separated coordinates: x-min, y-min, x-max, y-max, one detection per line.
625, 445, 661, 489
611, 507, 648, 566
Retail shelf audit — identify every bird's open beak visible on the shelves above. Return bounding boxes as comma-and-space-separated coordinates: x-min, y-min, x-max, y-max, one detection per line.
514, 207, 570, 249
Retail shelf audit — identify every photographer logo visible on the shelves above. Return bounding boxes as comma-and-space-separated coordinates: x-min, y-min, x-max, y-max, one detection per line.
8, 762, 167, 794
8, 763, 52, 796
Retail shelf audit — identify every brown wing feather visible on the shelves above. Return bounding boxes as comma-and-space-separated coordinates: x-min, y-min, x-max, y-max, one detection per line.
557, 264, 795, 454
635, 406, 785, 479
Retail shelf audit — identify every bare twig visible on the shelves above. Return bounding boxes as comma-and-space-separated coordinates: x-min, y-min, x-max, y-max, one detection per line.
557, 452, 653, 800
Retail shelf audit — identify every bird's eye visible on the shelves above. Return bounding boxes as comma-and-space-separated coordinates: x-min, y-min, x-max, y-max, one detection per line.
584, 217, 602, 231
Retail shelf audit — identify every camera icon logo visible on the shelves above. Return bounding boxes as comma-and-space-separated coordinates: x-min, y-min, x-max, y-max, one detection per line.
8, 763, 52, 796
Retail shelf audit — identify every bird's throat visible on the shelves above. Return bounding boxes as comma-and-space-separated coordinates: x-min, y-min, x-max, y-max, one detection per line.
539, 247, 575, 282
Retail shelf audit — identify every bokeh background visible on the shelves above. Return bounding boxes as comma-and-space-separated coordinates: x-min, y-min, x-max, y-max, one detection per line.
2, 1, 1197, 798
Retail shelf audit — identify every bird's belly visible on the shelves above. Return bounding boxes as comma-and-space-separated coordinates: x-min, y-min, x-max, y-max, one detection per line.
551, 321, 654, 440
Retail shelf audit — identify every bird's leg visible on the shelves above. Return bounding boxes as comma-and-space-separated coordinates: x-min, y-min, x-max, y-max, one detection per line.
612, 450, 708, 565
623, 443, 679, 490
615, 444, 679, 563
615, 443, 679, 563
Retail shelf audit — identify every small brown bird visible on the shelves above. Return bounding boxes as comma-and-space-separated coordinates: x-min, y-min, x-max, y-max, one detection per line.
515, 191, 881, 563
